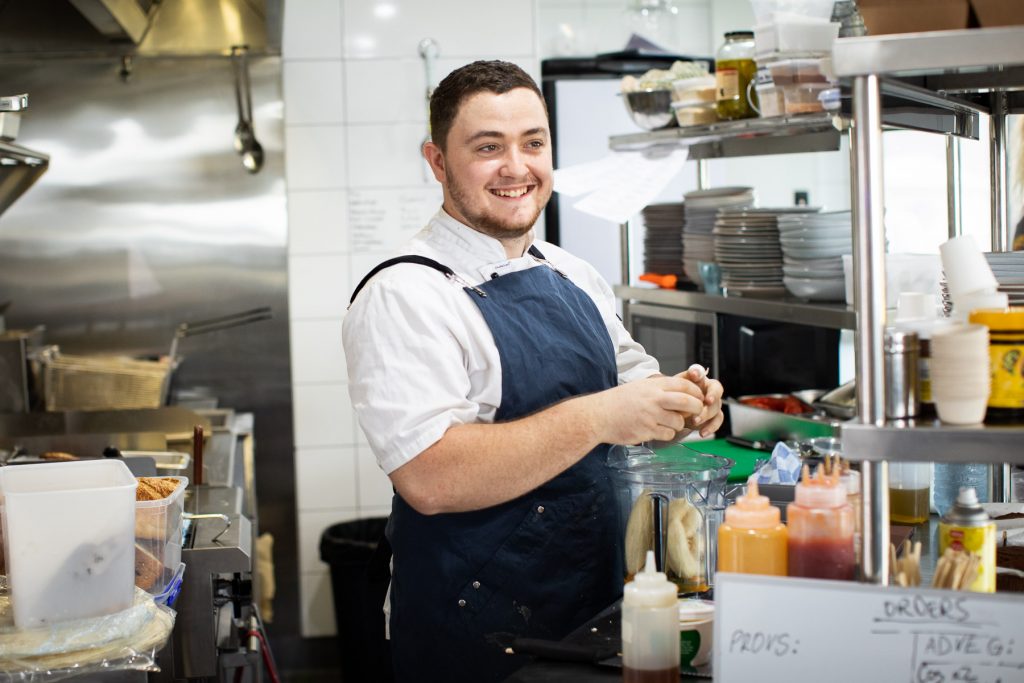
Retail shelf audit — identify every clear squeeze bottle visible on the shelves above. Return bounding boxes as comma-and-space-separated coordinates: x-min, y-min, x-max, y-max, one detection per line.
787, 465, 857, 581
622, 550, 680, 683
717, 480, 788, 576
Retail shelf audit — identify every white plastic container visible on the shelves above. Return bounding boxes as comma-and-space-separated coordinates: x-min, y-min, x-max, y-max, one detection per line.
0, 459, 137, 628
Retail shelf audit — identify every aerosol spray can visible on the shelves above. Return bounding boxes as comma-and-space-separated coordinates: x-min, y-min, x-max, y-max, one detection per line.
937, 487, 996, 592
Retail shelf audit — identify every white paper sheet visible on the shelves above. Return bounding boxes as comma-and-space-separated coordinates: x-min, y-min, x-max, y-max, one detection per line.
553, 147, 690, 224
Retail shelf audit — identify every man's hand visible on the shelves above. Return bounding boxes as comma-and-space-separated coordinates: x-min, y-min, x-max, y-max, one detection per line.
676, 364, 725, 438
582, 374, 706, 445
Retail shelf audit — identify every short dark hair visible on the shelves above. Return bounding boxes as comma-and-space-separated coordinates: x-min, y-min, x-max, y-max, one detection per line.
429, 60, 545, 151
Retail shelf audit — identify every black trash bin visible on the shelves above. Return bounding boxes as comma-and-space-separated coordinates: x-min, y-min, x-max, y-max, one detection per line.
320, 517, 393, 683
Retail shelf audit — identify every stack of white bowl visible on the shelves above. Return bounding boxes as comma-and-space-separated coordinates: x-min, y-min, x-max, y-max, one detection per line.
778, 210, 852, 301
929, 323, 991, 425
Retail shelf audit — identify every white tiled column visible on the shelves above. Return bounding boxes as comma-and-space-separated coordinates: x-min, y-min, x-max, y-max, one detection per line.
284, 0, 540, 638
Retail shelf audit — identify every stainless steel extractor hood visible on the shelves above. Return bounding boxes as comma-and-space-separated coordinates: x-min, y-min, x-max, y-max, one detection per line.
0, 95, 49, 220
0, 0, 282, 58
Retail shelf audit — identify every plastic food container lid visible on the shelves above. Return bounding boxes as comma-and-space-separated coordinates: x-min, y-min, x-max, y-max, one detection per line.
679, 599, 715, 622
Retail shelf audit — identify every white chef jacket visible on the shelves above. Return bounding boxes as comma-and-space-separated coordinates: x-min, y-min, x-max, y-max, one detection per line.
343, 208, 660, 475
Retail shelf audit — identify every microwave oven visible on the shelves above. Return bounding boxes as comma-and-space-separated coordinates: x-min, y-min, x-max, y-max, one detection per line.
624, 303, 840, 398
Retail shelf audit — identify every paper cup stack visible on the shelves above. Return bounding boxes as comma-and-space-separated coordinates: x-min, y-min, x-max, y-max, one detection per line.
929, 323, 990, 425
940, 235, 1007, 319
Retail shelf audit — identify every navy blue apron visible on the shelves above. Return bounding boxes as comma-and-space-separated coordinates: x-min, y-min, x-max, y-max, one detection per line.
350, 247, 623, 683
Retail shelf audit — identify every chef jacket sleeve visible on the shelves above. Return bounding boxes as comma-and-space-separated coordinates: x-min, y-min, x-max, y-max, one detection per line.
580, 261, 661, 384
343, 272, 483, 475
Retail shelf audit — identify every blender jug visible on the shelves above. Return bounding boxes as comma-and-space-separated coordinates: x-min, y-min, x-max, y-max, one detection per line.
607, 444, 733, 594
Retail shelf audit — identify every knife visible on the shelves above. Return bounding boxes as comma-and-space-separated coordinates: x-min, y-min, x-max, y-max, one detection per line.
486, 632, 619, 664
725, 435, 777, 452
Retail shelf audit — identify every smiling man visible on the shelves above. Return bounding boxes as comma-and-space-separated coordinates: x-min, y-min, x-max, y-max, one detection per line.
343, 61, 724, 683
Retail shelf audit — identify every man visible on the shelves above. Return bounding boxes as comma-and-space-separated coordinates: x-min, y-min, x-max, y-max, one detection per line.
343, 60, 724, 683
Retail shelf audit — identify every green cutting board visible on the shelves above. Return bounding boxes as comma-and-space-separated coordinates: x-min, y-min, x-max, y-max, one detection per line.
655, 439, 767, 483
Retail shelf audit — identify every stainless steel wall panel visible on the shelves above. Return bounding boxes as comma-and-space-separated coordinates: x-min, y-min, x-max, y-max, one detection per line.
0, 56, 300, 636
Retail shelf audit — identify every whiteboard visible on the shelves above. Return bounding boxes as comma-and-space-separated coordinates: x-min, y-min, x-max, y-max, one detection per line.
715, 573, 1024, 683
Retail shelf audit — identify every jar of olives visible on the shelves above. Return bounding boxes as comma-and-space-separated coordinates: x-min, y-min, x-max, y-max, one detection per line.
715, 31, 758, 120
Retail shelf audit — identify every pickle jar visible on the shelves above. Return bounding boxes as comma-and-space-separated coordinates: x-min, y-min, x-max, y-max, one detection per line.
715, 31, 758, 120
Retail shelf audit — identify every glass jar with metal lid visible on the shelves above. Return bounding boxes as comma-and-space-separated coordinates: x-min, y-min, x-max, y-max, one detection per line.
968, 307, 1024, 422
715, 31, 758, 120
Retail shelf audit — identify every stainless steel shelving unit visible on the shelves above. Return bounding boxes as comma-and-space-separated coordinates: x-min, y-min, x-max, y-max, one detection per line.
611, 26, 1024, 591
609, 112, 843, 158
613, 285, 856, 330
834, 26, 1024, 585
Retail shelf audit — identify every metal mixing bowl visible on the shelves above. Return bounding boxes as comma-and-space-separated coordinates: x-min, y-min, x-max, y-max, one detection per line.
621, 89, 677, 131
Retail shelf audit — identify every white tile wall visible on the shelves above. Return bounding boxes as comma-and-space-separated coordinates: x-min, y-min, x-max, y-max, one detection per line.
283, 61, 346, 125
346, 123, 433, 188
296, 447, 359, 512
538, 3, 587, 57
357, 447, 395, 510
287, 189, 348, 254
342, 0, 537, 59
289, 318, 347, 383
283, 0, 344, 60
293, 383, 355, 447
299, 572, 337, 637
345, 57, 539, 125
284, 125, 347, 190
287, 254, 350, 319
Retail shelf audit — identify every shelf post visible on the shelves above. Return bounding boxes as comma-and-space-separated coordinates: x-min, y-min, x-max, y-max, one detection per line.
945, 135, 962, 239
989, 91, 1011, 252
696, 159, 709, 190
851, 74, 890, 586
619, 220, 632, 286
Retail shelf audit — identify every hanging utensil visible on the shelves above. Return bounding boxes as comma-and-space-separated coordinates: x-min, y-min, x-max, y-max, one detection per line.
192, 424, 204, 487
418, 38, 439, 182
167, 306, 272, 360
230, 46, 264, 174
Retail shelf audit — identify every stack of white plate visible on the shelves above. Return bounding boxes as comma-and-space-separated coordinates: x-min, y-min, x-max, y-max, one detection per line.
779, 210, 852, 301
682, 187, 754, 285
712, 208, 818, 298
642, 202, 686, 277
985, 251, 1024, 306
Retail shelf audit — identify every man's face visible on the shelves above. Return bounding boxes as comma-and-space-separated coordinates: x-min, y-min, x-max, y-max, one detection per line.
425, 87, 553, 241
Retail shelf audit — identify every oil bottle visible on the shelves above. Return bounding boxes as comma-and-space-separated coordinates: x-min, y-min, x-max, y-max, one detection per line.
622, 550, 680, 682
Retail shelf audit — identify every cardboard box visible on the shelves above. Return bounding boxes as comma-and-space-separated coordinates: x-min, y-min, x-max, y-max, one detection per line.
858, 0, 970, 35
970, 0, 1024, 27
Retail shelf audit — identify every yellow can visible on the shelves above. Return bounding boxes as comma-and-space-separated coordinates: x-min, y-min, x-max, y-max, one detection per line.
937, 487, 996, 593
968, 307, 1024, 413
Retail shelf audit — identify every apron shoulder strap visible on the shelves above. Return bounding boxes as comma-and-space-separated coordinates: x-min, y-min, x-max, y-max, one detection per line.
349, 255, 454, 306
527, 244, 546, 260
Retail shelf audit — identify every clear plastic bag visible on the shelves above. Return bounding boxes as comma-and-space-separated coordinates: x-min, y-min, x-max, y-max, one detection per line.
0, 578, 175, 683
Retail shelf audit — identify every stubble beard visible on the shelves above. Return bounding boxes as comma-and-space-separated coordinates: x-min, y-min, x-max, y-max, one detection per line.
446, 172, 549, 241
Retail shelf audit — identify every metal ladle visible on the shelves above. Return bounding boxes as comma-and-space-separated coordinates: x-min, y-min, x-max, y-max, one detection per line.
231, 46, 264, 174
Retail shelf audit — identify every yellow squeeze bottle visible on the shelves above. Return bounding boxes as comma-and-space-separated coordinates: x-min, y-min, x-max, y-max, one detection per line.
717, 480, 788, 576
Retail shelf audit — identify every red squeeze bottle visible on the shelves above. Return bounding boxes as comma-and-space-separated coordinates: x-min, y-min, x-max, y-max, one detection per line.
786, 466, 856, 581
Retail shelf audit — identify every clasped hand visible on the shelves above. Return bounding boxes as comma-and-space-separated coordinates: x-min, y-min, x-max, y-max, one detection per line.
590, 364, 725, 445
